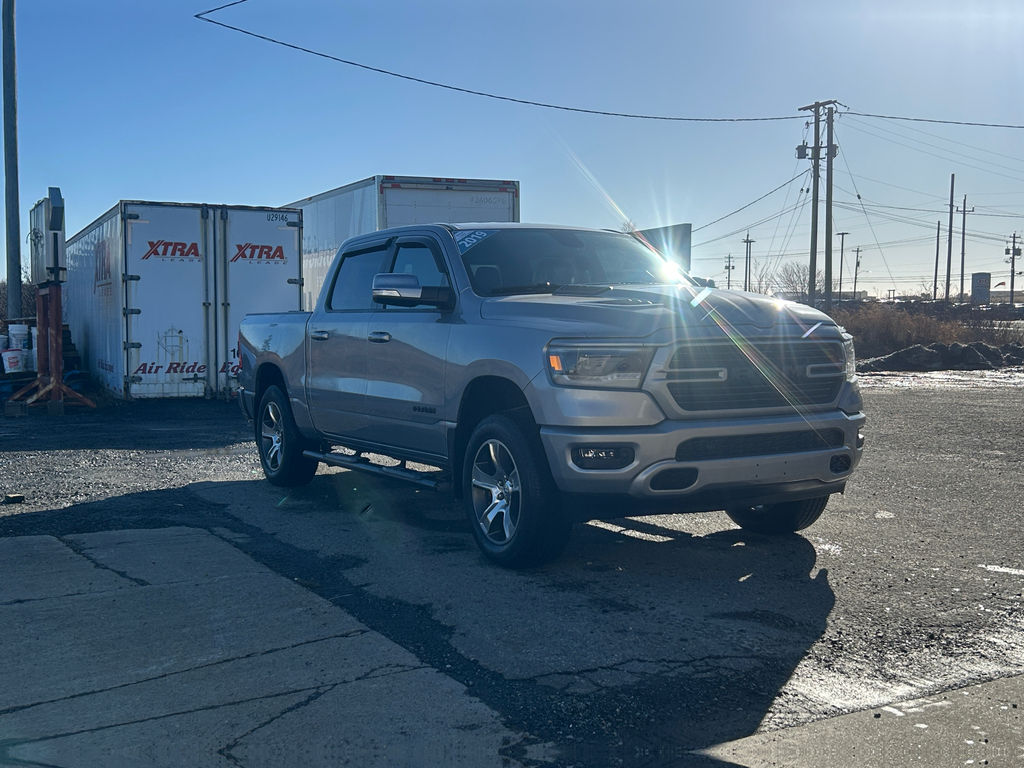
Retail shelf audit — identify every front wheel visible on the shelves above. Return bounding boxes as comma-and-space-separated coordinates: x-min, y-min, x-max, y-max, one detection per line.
257, 385, 318, 487
462, 414, 572, 568
725, 495, 829, 534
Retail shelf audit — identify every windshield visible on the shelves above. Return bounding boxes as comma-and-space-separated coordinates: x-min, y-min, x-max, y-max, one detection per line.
455, 228, 693, 296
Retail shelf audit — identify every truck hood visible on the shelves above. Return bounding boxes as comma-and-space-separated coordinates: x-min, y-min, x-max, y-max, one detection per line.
478, 284, 836, 339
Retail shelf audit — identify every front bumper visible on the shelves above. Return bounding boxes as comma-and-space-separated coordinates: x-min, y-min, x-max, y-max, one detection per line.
539, 409, 865, 508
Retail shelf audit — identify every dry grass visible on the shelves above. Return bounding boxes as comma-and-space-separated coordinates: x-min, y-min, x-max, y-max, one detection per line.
830, 304, 1023, 359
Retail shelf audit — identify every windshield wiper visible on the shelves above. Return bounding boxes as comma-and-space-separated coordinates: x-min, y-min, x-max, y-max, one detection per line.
552, 284, 613, 296
487, 283, 557, 296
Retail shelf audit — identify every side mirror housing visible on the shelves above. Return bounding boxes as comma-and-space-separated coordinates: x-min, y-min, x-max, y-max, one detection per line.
372, 273, 453, 309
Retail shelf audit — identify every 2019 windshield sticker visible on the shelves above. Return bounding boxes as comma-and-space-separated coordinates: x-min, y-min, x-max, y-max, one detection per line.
453, 230, 497, 254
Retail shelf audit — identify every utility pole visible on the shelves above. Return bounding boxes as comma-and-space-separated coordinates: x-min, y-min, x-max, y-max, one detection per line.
724, 253, 735, 290
824, 106, 836, 311
852, 247, 862, 299
957, 195, 973, 303
742, 233, 755, 292
798, 100, 837, 305
837, 231, 849, 300
933, 221, 941, 301
1007, 233, 1020, 306
3, 0, 21, 320
945, 173, 955, 303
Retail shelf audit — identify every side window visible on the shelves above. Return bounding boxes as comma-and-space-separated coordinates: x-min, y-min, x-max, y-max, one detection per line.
390, 242, 449, 287
327, 247, 389, 311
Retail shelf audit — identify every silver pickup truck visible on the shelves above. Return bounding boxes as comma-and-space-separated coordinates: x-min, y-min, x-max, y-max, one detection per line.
238, 223, 865, 567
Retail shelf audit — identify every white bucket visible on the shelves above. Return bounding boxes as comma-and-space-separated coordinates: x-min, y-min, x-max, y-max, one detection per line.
7, 323, 28, 350
1, 349, 25, 374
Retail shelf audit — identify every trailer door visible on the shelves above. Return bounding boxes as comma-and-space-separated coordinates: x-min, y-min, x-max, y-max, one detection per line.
214, 207, 302, 393
122, 203, 211, 398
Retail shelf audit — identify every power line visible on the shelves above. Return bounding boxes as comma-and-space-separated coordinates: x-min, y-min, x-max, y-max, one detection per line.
845, 110, 1024, 130
194, 2, 803, 123
839, 119, 1024, 185
692, 171, 809, 233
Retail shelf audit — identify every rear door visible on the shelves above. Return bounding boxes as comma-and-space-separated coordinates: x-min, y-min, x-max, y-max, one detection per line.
122, 203, 211, 398
306, 241, 391, 440
215, 207, 302, 393
363, 235, 453, 457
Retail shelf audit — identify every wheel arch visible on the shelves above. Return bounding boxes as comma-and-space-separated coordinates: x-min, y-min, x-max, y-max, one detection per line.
254, 363, 287, 409
451, 376, 535, 498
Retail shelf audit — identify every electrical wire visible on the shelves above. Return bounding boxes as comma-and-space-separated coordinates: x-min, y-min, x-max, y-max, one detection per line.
839, 120, 1024, 185
845, 110, 1024, 130
692, 171, 809, 233
194, 2, 803, 123
834, 127, 898, 291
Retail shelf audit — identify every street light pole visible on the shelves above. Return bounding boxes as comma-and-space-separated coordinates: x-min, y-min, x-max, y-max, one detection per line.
837, 231, 849, 300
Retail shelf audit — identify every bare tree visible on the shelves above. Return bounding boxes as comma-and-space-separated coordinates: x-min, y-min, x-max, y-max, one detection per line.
0, 270, 37, 321
748, 259, 776, 295
773, 261, 830, 303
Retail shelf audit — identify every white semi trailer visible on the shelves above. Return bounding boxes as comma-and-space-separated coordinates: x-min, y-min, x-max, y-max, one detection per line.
64, 201, 302, 398
287, 176, 520, 309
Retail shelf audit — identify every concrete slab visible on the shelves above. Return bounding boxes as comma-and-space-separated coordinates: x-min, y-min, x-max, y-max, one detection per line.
700, 673, 1024, 766
63, 527, 271, 585
0, 535, 130, 603
0, 527, 530, 767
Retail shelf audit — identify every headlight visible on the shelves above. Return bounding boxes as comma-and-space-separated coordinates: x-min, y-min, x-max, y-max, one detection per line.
546, 345, 655, 389
842, 333, 857, 381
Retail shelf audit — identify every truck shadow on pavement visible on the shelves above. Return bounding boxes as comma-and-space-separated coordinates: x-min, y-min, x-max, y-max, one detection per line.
0, 399, 251, 452
1, 471, 835, 768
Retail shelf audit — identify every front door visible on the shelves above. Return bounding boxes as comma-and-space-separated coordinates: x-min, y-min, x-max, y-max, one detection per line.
363, 236, 453, 457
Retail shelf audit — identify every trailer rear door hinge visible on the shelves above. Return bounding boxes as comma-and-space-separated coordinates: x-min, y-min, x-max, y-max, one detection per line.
287, 277, 303, 286
125, 375, 143, 386
122, 274, 141, 282
286, 220, 300, 227
122, 308, 141, 316
123, 342, 142, 350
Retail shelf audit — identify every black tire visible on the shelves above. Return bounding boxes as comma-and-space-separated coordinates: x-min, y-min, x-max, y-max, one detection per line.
256, 385, 318, 487
725, 495, 829, 534
462, 414, 572, 568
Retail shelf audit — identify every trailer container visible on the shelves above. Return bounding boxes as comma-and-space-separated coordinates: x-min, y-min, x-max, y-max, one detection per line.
64, 201, 302, 399
287, 175, 519, 308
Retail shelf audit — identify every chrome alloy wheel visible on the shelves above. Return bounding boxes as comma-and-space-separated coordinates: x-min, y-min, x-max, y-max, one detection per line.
260, 400, 284, 473
470, 439, 522, 545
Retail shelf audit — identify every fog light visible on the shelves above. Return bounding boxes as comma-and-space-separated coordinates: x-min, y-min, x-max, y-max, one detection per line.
830, 454, 852, 474
571, 446, 635, 470
857, 432, 865, 449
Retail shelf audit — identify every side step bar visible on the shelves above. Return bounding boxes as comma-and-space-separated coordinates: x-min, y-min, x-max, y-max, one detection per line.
303, 450, 451, 492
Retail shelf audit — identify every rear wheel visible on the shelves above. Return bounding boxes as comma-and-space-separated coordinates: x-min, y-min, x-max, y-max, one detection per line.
257, 385, 318, 487
725, 495, 829, 534
463, 414, 572, 567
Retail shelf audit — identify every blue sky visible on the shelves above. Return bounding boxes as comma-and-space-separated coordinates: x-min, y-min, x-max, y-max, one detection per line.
5, 0, 1024, 297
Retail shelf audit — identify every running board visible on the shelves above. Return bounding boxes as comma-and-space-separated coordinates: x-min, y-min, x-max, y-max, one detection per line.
303, 450, 451, 492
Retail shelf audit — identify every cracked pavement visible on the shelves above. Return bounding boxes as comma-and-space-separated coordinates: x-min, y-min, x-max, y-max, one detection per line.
1, 380, 1023, 766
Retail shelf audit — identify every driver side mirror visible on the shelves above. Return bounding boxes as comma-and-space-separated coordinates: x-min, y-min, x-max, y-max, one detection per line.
372, 273, 453, 309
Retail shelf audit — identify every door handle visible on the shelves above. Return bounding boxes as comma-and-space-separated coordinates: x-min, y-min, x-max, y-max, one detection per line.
310, 330, 329, 341
368, 331, 392, 343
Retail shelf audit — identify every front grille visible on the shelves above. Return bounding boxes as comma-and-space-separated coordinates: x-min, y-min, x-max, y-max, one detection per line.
675, 429, 845, 462
665, 340, 844, 411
